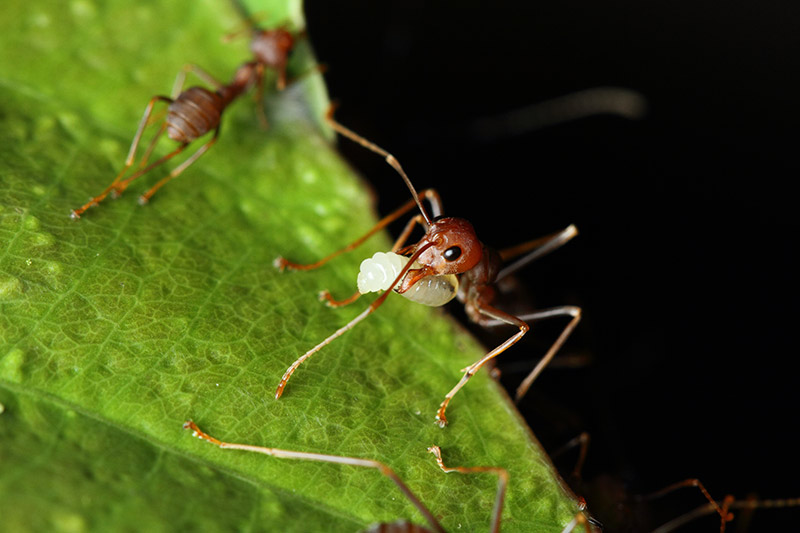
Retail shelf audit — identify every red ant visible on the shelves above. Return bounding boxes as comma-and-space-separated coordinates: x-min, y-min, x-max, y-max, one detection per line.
70, 62, 263, 218
273, 107, 582, 427
183, 420, 510, 533
70, 12, 301, 218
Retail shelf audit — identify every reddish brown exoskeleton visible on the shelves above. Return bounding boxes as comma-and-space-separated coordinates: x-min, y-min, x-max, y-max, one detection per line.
183, 420, 510, 533
70, 61, 264, 218
71, 7, 304, 219
273, 107, 582, 428
225, 1, 300, 127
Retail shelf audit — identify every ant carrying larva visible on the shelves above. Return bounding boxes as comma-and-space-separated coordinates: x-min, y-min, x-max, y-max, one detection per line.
273, 106, 582, 427
357, 251, 459, 307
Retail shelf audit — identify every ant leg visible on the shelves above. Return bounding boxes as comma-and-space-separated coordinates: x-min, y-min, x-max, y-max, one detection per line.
550, 434, 603, 532
639, 479, 734, 533
496, 224, 578, 282
183, 420, 444, 533
435, 304, 529, 427
427, 446, 508, 533
502, 305, 582, 402
275, 243, 434, 399
649, 493, 800, 533
276, 64, 287, 91
172, 63, 225, 97
550, 432, 591, 484
560, 512, 597, 533
253, 71, 269, 129
318, 212, 429, 308
274, 189, 441, 271
637, 478, 733, 533
134, 121, 169, 175
112, 142, 189, 198
137, 127, 221, 204
70, 95, 172, 219
318, 290, 361, 308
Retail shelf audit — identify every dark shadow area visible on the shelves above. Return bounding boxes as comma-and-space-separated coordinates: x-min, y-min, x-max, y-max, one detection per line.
305, 2, 800, 530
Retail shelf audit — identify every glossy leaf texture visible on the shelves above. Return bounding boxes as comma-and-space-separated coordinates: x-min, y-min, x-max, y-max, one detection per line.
0, 0, 581, 531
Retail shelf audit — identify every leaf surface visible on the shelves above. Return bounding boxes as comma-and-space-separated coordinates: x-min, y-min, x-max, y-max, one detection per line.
0, 1, 581, 531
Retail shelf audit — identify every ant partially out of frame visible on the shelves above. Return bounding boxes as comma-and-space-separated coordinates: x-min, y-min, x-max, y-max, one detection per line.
273, 106, 582, 428
184, 421, 786, 532
70, 13, 300, 219
552, 432, 800, 532
183, 419, 513, 533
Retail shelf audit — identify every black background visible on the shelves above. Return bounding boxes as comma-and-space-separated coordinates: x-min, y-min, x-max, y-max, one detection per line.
304, 2, 799, 531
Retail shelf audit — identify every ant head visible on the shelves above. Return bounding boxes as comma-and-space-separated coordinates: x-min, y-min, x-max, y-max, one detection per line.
251, 28, 295, 67
416, 217, 482, 275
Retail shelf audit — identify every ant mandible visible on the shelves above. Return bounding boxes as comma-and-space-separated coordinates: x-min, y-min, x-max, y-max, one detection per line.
274, 106, 582, 428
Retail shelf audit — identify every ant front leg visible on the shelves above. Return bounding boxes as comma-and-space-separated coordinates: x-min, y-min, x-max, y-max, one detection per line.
274, 189, 442, 273
318, 212, 430, 308
275, 243, 435, 399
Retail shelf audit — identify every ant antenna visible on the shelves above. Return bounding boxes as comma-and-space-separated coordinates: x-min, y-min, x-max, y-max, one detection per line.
324, 104, 433, 226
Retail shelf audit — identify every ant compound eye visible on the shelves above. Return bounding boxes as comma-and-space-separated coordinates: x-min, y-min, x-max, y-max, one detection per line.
443, 246, 462, 262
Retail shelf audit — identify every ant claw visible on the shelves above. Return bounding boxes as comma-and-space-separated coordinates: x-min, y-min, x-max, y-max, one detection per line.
69, 210, 80, 220
273, 256, 288, 271
137, 195, 150, 206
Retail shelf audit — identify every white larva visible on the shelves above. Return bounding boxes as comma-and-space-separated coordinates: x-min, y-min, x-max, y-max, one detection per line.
357, 251, 459, 307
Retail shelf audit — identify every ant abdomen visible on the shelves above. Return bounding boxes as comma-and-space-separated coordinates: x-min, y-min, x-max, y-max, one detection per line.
358, 251, 458, 307
167, 88, 224, 143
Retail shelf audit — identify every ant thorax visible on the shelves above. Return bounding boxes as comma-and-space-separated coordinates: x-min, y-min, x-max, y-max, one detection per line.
250, 29, 294, 68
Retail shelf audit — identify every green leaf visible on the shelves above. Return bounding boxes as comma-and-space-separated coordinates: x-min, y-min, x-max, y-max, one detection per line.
0, 0, 582, 531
